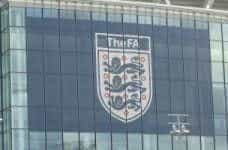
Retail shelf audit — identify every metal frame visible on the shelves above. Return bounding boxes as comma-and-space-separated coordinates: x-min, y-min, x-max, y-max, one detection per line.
1, 0, 228, 17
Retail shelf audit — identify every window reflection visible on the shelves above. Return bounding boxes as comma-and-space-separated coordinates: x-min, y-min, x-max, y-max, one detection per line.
112, 133, 127, 150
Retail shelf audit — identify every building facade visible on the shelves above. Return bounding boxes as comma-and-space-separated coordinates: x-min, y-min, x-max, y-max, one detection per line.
1, 0, 228, 150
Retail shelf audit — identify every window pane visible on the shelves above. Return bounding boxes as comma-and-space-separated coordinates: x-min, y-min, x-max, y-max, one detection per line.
10, 50, 26, 72
223, 24, 228, 41
211, 63, 224, 82
10, 28, 26, 49
47, 132, 62, 150
143, 134, 157, 150
63, 132, 79, 150
215, 136, 227, 150
212, 84, 226, 113
214, 115, 227, 136
188, 136, 200, 150
209, 23, 222, 40
12, 107, 28, 128
80, 133, 95, 150
9, 7, 25, 27
201, 136, 214, 150
29, 132, 45, 150
96, 133, 111, 150
210, 41, 223, 61
11, 73, 27, 106
158, 135, 171, 150
12, 129, 28, 150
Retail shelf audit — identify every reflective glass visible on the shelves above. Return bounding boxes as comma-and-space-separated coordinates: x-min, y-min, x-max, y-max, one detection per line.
10, 50, 26, 72
12, 129, 28, 150
201, 136, 214, 150
47, 132, 62, 150
209, 23, 222, 41
9, 7, 25, 27
188, 136, 200, 150
222, 24, 228, 41
29, 132, 45, 150
11, 73, 27, 106
80, 133, 95, 150
96, 133, 111, 150
158, 135, 171, 150
63, 132, 79, 150
212, 84, 226, 113
215, 136, 227, 150
211, 62, 224, 82
10, 28, 26, 49
210, 41, 223, 61
11, 107, 28, 128
143, 134, 157, 150
224, 42, 228, 62
214, 115, 227, 135
112, 133, 127, 150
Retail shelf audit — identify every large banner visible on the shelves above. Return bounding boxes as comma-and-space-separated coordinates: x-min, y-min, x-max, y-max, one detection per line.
96, 33, 152, 123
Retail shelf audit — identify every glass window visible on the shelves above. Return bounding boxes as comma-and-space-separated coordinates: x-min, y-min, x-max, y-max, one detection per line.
158, 135, 171, 150
138, 15, 152, 25
143, 134, 157, 150
108, 13, 121, 22
112, 133, 127, 150
12, 107, 28, 128
10, 28, 26, 49
29, 132, 45, 150
201, 136, 214, 150
11, 73, 27, 106
47, 132, 62, 150
214, 115, 227, 135
76, 11, 90, 20
9, 7, 25, 27
123, 14, 136, 23
1, 30, 9, 52
96, 133, 111, 150
43, 8, 58, 18
10, 50, 26, 72
222, 24, 228, 41
92, 12, 106, 21
224, 42, 228, 62
212, 83, 226, 113
60, 9, 74, 19
215, 136, 227, 150
211, 62, 224, 82
26, 8, 42, 18
80, 133, 95, 150
128, 133, 142, 150
63, 133, 79, 150
1, 8, 9, 31
209, 23, 222, 41
173, 136, 187, 150
210, 41, 223, 61
12, 129, 28, 150
188, 136, 200, 150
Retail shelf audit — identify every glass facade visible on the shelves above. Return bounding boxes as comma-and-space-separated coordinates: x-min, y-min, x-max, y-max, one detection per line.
0, 1, 228, 150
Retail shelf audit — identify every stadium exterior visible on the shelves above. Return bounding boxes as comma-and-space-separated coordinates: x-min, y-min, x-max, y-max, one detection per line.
1, 0, 228, 149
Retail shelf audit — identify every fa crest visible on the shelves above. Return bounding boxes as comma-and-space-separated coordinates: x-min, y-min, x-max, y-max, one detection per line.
96, 33, 152, 123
